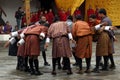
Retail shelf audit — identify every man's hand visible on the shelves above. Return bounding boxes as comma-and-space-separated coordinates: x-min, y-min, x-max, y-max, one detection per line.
44, 43, 49, 49
39, 36, 44, 40
4, 41, 10, 48
110, 26, 117, 30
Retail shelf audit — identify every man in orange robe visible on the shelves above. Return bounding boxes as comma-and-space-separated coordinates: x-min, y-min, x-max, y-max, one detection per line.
72, 15, 92, 74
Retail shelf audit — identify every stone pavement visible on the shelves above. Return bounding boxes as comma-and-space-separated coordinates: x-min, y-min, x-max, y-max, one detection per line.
0, 35, 120, 80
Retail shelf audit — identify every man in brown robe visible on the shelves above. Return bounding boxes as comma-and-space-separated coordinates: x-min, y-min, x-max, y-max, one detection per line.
93, 8, 117, 73
72, 15, 92, 74
45, 16, 74, 75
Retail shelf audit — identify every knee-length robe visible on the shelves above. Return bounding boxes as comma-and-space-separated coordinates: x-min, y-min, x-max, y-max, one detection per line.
96, 31, 113, 56
47, 21, 72, 58
24, 25, 48, 56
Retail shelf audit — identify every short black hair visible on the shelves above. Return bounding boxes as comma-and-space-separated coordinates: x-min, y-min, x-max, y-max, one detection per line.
89, 14, 97, 19
18, 7, 22, 10
53, 15, 60, 22
75, 14, 82, 20
67, 15, 73, 21
98, 8, 107, 15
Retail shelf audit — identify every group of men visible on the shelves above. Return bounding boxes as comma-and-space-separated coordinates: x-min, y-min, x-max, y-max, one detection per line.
4, 8, 117, 76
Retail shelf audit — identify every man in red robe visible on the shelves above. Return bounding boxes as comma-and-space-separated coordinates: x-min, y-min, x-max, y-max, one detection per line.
58, 8, 67, 21
48, 9, 54, 24
44, 10, 49, 22
87, 5, 95, 22
66, 8, 71, 17
74, 7, 81, 16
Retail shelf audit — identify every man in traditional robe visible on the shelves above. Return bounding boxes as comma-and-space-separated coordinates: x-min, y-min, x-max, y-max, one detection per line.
4, 28, 28, 71
48, 9, 54, 24
87, 5, 95, 22
58, 8, 67, 21
74, 7, 81, 16
93, 8, 116, 72
72, 15, 92, 74
18, 23, 48, 75
45, 16, 74, 75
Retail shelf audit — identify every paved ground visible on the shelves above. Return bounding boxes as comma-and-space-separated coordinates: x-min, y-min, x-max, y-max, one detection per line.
0, 34, 120, 80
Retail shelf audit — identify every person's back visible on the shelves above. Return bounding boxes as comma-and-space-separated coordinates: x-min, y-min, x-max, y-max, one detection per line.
73, 20, 92, 37
48, 21, 69, 38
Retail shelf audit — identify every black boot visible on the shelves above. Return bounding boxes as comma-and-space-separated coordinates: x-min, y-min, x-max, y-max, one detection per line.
92, 56, 101, 73
24, 57, 30, 72
65, 57, 73, 75
29, 58, 35, 75
42, 51, 50, 66
72, 52, 79, 66
34, 59, 43, 75
52, 58, 57, 75
101, 56, 109, 71
77, 58, 84, 74
16, 56, 21, 70
85, 58, 91, 73
62, 57, 67, 70
57, 57, 62, 70
109, 54, 116, 69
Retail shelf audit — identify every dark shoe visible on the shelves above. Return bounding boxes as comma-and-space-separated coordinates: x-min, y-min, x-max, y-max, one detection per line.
109, 65, 116, 69
67, 70, 73, 75
77, 70, 84, 74
101, 67, 109, 71
34, 70, 43, 75
51, 71, 57, 75
30, 70, 35, 75
73, 63, 79, 66
85, 69, 91, 73
44, 62, 50, 66
92, 68, 100, 73
24, 66, 30, 72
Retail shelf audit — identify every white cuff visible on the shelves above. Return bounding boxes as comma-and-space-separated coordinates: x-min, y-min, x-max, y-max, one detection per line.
2, 27, 4, 30
95, 24, 101, 30
11, 31, 18, 37
104, 26, 110, 31
18, 39, 25, 45
46, 37, 50, 43
20, 33, 25, 38
68, 33, 73, 40
9, 37, 16, 44
40, 32, 45, 38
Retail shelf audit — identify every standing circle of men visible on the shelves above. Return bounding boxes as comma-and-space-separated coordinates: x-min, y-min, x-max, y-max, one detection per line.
3, 7, 117, 76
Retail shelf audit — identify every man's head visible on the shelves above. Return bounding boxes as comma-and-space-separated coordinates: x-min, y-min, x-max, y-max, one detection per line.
40, 16, 46, 22
98, 8, 107, 18
6, 21, 10, 25
18, 7, 23, 11
75, 14, 82, 21
67, 15, 73, 21
89, 14, 97, 23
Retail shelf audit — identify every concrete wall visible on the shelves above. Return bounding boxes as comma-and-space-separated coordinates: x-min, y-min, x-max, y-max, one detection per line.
0, 0, 39, 29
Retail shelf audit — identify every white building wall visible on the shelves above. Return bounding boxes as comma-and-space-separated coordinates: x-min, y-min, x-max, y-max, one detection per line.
0, 0, 39, 29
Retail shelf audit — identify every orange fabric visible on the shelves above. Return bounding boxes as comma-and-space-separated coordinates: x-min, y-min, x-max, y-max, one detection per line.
72, 21, 92, 38
75, 35, 92, 58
